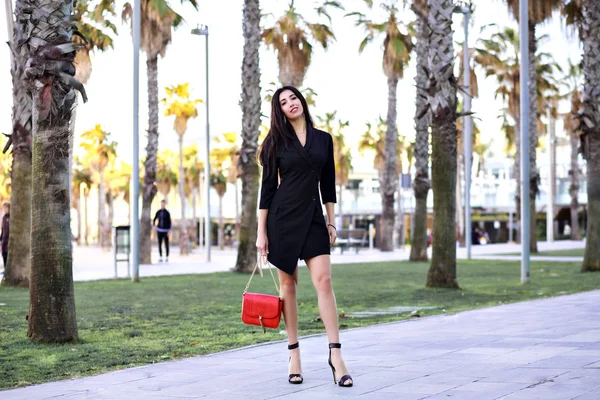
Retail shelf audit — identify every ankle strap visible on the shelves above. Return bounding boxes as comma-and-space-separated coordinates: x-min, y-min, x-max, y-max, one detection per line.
288, 342, 299, 350
329, 343, 341, 349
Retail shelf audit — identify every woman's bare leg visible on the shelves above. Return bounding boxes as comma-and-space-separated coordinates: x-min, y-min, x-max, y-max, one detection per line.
278, 267, 302, 381
306, 255, 352, 384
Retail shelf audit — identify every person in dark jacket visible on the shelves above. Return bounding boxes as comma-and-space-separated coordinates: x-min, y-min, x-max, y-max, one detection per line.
256, 86, 352, 387
153, 200, 171, 262
1, 203, 9, 266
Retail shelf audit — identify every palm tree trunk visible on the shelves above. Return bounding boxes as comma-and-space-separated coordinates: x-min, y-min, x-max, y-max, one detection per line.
84, 192, 89, 245
381, 76, 399, 252
528, 20, 539, 253
581, 0, 600, 272
426, 0, 459, 289
219, 195, 224, 249
178, 137, 189, 255
2, 1, 32, 288
139, 55, 160, 267
569, 133, 581, 240
410, 10, 431, 262
98, 170, 110, 249
456, 152, 464, 245
76, 195, 82, 246
108, 191, 114, 242
338, 184, 344, 229
514, 116, 521, 243
235, 0, 261, 273
191, 188, 198, 248
25, 0, 78, 343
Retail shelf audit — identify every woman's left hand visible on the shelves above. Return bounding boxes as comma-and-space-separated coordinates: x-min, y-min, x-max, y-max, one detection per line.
328, 225, 337, 247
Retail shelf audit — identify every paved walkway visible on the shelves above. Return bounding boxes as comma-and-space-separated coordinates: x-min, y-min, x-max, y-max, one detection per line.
1, 239, 579, 282
3, 290, 600, 399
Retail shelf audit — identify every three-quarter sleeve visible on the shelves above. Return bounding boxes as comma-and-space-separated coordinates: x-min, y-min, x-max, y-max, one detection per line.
320, 134, 337, 204
259, 149, 278, 210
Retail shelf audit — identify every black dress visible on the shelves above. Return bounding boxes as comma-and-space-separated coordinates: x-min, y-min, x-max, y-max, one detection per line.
259, 125, 337, 275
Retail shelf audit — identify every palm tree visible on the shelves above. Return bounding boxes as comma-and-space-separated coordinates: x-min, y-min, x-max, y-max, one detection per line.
317, 112, 352, 228
122, 0, 198, 265
424, 0, 458, 289
73, 0, 117, 84
80, 125, 117, 250
349, 1, 414, 251
72, 158, 93, 246
162, 83, 201, 255
578, 0, 600, 271
211, 133, 241, 249
503, 0, 562, 253
409, 0, 430, 261
235, 0, 262, 273
19, 0, 85, 343
562, 62, 583, 241
105, 160, 132, 228
475, 26, 561, 245
262, 1, 343, 87
2, 0, 115, 288
156, 150, 179, 198
183, 145, 203, 247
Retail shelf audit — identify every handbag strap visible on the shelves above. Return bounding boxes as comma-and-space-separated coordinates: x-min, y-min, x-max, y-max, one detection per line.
243, 256, 281, 296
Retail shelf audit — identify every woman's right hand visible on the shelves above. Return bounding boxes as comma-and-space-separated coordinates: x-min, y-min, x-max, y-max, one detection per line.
256, 230, 269, 257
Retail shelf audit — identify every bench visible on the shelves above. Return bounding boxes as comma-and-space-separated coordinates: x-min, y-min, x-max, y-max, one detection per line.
335, 229, 368, 254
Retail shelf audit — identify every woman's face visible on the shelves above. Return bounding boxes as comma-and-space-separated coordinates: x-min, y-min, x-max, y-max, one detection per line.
278, 89, 304, 121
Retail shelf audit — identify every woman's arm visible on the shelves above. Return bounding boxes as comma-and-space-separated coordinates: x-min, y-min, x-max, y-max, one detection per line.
325, 202, 336, 246
257, 146, 278, 256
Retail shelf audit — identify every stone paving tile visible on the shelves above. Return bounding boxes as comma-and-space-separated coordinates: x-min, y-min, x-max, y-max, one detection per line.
499, 382, 593, 400
452, 381, 529, 393
374, 380, 462, 395
425, 390, 515, 400
572, 389, 600, 400
525, 355, 599, 369
554, 331, 600, 343
478, 367, 570, 384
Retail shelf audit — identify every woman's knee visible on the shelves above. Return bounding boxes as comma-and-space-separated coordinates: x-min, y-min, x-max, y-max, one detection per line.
314, 273, 332, 293
280, 275, 297, 296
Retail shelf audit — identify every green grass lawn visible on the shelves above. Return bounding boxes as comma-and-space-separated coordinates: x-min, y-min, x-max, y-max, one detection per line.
1, 259, 599, 390
502, 249, 585, 257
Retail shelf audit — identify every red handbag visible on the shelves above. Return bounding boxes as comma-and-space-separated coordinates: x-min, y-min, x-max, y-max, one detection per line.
242, 258, 283, 333
241, 257, 283, 333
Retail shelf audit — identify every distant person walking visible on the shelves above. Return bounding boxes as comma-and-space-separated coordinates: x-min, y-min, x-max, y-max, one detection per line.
153, 200, 171, 262
1, 203, 9, 266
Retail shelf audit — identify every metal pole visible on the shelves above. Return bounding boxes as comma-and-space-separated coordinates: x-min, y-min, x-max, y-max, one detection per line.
5, 0, 14, 46
519, 0, 530, 283
463, 9, 472, 259
198, 170, 203, 249
546, 107, 555, 242
131, 0, 141, 281
204, 27, 211, 262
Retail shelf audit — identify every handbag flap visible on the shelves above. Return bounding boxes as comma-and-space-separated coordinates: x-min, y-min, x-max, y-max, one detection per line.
243, 293, 281, 319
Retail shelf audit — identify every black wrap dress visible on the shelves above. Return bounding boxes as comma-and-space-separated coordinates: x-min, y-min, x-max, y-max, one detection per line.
259, 125, 337, 275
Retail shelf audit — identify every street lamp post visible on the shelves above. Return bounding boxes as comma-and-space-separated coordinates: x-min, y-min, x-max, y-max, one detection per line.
131, 0, 141, 281
191, 25, 211, 262
460, 6, 472, 259
519, 0, 530, 283
546, 106, 555, 243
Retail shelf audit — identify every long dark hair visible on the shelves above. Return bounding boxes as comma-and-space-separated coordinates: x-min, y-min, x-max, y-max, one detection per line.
257, 86, 314, 167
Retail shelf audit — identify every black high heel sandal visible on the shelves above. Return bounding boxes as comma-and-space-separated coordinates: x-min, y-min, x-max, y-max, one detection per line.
288, 342, 303, 384
328, 343, 353, 387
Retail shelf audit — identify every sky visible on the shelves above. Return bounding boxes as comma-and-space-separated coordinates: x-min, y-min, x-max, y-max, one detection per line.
0, 0, 583, 173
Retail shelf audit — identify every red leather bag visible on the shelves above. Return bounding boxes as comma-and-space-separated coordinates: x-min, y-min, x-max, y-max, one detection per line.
241, 257, 283, 333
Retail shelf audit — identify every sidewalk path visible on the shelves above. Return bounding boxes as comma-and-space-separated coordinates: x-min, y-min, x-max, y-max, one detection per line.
41, 239, 585, 282
3, 291, 600, 399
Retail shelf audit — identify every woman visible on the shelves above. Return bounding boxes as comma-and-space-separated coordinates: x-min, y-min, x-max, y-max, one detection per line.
256, 86, 353, 387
